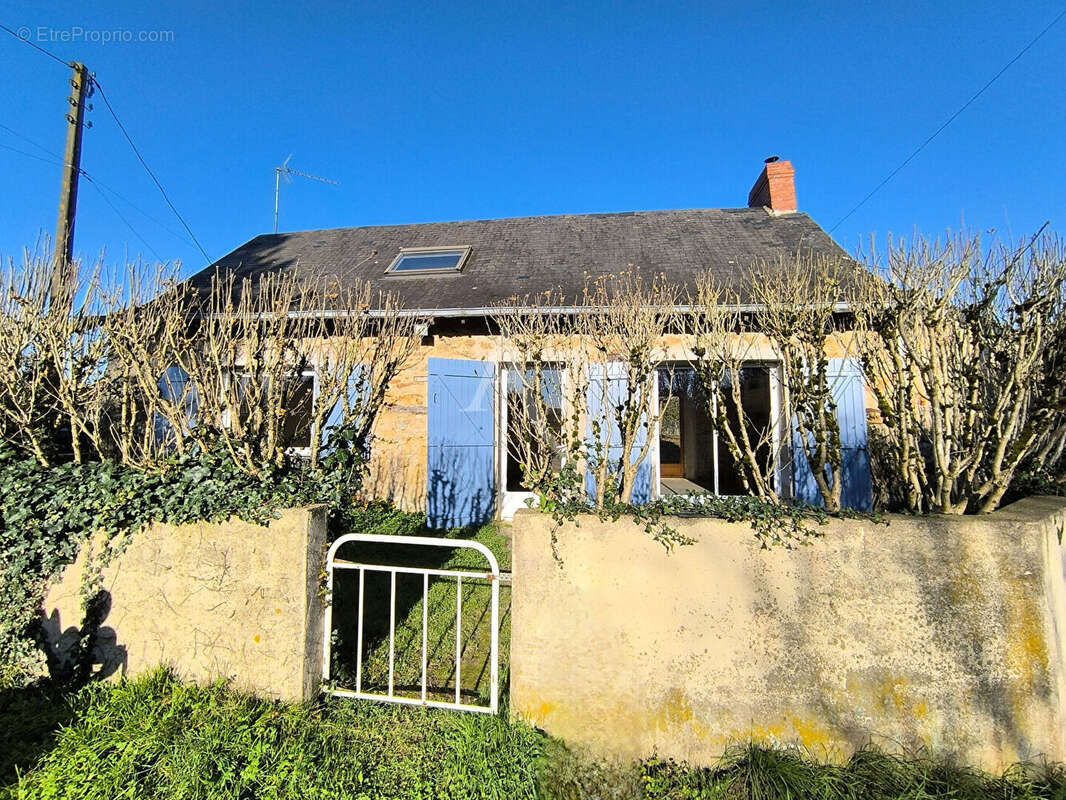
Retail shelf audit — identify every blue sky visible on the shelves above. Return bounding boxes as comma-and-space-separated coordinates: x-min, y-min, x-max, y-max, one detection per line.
1, 0, 1063, 279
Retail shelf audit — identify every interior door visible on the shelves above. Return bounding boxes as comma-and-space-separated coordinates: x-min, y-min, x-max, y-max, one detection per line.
658, 394, 683, 477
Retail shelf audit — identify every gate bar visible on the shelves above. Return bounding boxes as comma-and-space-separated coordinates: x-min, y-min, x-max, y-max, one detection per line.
455, 576, 462, 704
421, 573, 428, 703
356, 567, 365, 693
388, 569, 396, 697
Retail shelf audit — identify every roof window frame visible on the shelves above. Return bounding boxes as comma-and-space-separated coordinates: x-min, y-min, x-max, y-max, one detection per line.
384, 245, 472, 275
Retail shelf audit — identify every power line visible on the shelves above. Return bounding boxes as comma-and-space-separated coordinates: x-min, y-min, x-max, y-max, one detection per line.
0, 140, 67, 168
0, 122, 64, 160
1, 27, 206, 265
1, 142, 166, 261
90, 77, 212, 264
830, 6, 1066, 234
90, 179, 198, 249
0, 22, 71, 67
1, 120, 197, 251
83, 174, 166, 263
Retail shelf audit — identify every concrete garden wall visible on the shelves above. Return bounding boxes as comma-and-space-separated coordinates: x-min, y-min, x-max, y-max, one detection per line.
510, 497, 1066, 772
42, 506, 327, 701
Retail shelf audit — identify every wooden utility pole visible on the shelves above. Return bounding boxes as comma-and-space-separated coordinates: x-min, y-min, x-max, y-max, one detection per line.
50, 61, 90, 307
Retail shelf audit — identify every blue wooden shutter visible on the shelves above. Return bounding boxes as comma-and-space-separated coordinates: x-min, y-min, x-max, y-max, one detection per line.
791, 357, 872, 510
585, 363, 652, 505
833, 357, 872, 511
427, 358, 497, 528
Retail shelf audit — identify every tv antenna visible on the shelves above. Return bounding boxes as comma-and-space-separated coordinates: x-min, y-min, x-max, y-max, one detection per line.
273, 154, 339, 233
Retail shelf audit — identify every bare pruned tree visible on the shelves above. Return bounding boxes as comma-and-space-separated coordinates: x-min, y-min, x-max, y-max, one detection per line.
577, 271, 679, 506
0, 255, 62, 464
0, 253, 419, 477
494, 271, 678, 508
747, 254, 859, 512
162, 270, 420, 475
854, 232, 1066, 513
495, 291, 588, 502
690, 275, 781, 502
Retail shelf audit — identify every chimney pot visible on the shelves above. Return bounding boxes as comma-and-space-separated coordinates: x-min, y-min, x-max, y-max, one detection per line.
748, 158, 797, 212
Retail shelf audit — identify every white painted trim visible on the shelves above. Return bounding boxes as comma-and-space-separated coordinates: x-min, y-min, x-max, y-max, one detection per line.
496, 366, 531, 520
652, 369, 661, 501
769, 365, 789, 499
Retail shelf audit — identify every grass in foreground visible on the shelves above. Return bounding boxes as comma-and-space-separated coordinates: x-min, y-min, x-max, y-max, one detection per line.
3, 669, 541, 800
5, 669, 1066, 800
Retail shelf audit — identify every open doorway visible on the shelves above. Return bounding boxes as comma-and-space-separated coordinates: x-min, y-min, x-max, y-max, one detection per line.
657, 365, 775, 497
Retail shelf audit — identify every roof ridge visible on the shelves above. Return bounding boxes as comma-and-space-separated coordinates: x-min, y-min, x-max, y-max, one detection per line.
261, 206, 800, 239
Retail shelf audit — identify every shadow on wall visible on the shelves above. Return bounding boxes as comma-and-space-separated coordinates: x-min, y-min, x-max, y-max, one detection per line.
426, 445, 495, 529
364, 450, 427, 513
702, 513, 1055, 763
36, 590, 127, 686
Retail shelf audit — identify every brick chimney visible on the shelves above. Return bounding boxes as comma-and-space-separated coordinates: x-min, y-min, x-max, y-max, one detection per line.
747, 156, 797, 212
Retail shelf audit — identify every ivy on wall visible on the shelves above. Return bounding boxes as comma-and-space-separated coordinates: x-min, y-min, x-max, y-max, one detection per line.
0, 428, 366, 688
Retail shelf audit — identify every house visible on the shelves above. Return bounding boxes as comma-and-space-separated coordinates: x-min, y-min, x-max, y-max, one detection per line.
190, 158, 872, 527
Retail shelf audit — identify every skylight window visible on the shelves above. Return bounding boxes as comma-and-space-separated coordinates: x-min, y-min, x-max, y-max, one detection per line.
385, 246, 471, 275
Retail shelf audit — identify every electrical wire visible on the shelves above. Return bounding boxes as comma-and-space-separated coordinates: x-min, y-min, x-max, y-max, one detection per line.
1, 25, 211, 265
1, 120, 197, 251
90, 77, 212, 264
0, 22, 71, 67
90, 179, 198, 249
83, 174, 166, 263
0, 140, 67, 168
0, 122, 63, 160
830, 6, 1066, 234
0, 142, 164, 261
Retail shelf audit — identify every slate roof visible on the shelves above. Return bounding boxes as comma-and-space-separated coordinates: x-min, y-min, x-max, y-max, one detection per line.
187, 207, 850, 313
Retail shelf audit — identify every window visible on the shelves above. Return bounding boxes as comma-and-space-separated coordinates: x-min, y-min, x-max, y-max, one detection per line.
385, 246, 471, 274
280, 373, 315, 450
230, 371, 316, 451
158, 365, 198, 419
504, 366, 564, 493
657, 365, 775, 496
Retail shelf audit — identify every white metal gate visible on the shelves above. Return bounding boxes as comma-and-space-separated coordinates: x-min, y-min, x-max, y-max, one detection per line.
322, 533, 500, 714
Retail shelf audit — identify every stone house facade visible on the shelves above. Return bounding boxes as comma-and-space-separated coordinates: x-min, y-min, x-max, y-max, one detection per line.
192, 159, 874, 525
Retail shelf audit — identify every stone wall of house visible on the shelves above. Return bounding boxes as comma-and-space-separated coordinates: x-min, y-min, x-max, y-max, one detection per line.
41, 506, 327, 702
510, 497, 1066, 772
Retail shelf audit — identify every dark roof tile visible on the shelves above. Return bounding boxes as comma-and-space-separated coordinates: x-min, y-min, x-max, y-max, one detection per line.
187, 207, 850, 311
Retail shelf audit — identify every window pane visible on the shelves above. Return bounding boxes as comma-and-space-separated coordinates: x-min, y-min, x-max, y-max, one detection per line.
657, 367, 715, 491
505, 366, 563, 492
389, 250, 465, 272
281, 375, 314, 449
715, 367, 772, 495
158, 365, 198, 418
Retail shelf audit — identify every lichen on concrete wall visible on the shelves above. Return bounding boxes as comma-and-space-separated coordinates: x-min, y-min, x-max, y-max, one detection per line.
510, 497, 1066, 772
